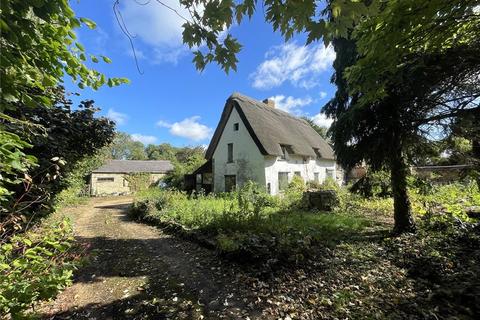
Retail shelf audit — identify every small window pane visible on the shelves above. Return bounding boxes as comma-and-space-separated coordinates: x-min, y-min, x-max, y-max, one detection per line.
227, 143, 233, 163
234, 123, 239, 131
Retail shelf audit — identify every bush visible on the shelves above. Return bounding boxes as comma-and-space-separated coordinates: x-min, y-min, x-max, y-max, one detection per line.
281, 175, 306, 209
0, 219, 80, 317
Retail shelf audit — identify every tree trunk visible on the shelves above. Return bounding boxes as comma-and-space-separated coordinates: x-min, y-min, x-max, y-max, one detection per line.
390, 147, 416, 234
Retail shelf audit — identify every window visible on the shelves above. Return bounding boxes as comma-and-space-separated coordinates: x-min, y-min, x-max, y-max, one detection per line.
267, 183, 271, 194
313, 148, 322, 159
278, 172, 289, 191
227, 143, 233, 163
294, 171, 301, 177
314, 173, 319, 182
123, 178, 128, 187
326, 169, 334, 179
233, 123, 239, 131
279, 144, 293, 160
225, 175, 236, 192
97, 177, 114, 182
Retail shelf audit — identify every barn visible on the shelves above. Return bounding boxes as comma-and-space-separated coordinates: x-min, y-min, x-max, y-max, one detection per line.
90, 160, 173, 196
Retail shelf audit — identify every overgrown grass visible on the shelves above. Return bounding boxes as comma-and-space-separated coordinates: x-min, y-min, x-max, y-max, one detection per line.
131, 182, 373, 263
131, 179, 479, 265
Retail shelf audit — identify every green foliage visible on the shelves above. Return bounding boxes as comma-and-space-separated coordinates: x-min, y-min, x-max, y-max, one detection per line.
410, 181, 480, 222
2, 89, 115, 237
0, 0, 128, 112
0, 119, 37, 206
282, 175, 307, 209
124, 173, 152, 193
0, 219, 79, 317
237, 181, 277, 218
101, 132, 147, 160
350, 170, 391, 198
163, 149, 206, 190
131, 184, 370, 263
319, 177, 340, 191
55, 153, 106, 207
179, 0, 366, 71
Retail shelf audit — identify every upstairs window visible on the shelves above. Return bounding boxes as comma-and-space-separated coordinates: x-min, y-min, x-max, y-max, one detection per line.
233, 123, 239, 131
227, 143, 233, 163
280, 144, 293, 160
313, 148, 322, 159
97, 177, 114, 182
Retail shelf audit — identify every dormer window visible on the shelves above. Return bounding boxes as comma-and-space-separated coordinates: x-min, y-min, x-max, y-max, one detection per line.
280, 144, 293, 160
233, 123, 239, 131
313, 148, 322, 159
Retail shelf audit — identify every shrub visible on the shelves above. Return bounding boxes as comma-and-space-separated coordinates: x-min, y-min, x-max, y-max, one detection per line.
237, 181, 276, 218
0, 219, 80, 317
281, 175, 306, 209
319, 177, 340, 191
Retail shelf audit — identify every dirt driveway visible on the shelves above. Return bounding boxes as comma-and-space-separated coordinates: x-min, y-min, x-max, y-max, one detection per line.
40, 197, 261, 319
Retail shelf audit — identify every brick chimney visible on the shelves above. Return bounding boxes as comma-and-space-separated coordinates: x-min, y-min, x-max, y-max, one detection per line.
263, 98, 275, 108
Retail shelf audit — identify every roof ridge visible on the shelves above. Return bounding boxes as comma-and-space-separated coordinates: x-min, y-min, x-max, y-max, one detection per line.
228, 92, 311, 125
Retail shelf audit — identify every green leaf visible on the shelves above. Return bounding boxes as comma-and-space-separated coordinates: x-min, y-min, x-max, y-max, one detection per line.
79, 17, 96, 29
101, 56, 112, 64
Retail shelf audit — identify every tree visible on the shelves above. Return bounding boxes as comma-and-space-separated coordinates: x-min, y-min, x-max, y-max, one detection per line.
146, 143, 177, 161
147, 0, 479, 233
2, 87, 115, 236
1, 0, 128, 211
102, 132, 147, 160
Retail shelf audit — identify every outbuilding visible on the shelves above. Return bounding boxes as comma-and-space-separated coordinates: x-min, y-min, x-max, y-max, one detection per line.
90, 160, 173, 196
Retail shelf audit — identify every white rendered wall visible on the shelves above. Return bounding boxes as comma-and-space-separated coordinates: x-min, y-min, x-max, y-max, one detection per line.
264, 155, 336, 195
212, 108, 266, 192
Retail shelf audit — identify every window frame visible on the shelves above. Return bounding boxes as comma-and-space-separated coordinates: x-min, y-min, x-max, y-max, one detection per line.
97, 177, 114, 183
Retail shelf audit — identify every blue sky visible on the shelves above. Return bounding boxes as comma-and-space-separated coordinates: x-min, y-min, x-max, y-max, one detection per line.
65, 0, 336, 147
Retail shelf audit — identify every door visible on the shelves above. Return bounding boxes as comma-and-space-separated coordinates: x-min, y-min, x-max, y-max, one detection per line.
224, 175, 236, 192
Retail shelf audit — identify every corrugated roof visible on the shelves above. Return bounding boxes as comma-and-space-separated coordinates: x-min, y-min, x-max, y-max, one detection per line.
205, 93, 335, 160
92, 160, 173, 173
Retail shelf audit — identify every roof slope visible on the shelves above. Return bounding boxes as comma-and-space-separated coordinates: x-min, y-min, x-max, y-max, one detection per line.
92, 160, 173, 173
205, 93, 334, 160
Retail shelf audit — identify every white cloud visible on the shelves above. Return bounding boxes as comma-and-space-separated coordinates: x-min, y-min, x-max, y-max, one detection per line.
157, 116, 212, 141
251, 42, 335, 90
118, 0, 190, 64
131, 133, 158, 145
106, 108, 128, 125
269, 95, 313, 114
319, 91, 327, 99
311, 113, 333, 128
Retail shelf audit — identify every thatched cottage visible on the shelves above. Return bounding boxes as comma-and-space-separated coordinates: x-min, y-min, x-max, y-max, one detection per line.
90, 160, 173, 196
192, 93, 336, 194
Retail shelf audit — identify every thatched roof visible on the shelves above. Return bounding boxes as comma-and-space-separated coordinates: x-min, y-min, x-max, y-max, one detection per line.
205, 93, 334, 160
92, 160, 173, 173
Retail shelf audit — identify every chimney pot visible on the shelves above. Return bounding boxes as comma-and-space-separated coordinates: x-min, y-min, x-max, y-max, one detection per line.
263, 98, 275, 108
